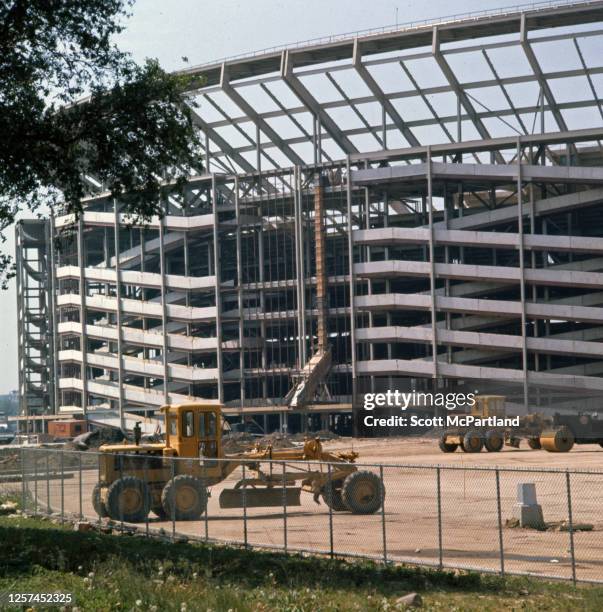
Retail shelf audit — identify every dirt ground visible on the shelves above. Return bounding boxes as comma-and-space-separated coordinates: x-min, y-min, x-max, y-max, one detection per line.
14, 437, 603, 584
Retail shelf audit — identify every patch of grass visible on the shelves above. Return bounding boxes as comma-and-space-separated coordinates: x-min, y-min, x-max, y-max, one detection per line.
0, 516, 602, 611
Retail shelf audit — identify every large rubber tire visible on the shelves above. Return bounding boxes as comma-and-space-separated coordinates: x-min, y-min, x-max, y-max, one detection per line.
105, 476, 151, 523
341, 471, 384, 515
484, 430, 504, 453
463, 431, 484, 453
322, 480, 347, 511
438, 434, 458, 453
92, 482, 108, 518
161, 475, 208, 521
527, 438, 542, 450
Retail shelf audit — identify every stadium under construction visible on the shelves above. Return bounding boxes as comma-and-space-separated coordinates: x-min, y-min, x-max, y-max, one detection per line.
15, 1, 603, 433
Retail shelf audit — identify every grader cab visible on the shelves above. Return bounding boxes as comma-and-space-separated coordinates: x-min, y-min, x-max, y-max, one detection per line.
93, 402, 385, 522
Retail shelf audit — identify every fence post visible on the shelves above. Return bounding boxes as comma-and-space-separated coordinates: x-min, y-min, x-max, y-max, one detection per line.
143, 458, 149, 538
242, 463, 248, 548
60, 450, 65, 524
495, 469, 505, 577
565, 471, 577, 585
45, 450, 50, 515
436, 466, 443, 570
328, 462, 334, 559
33, 449, 38, 517
204, 471, 209, 543
20, 448, 25, 514
282, 462, 288, 554
170, 457, 175, 541
119, 454, 125, 533
380, 465, 387, 564
95, 451, 101, 527
77, 452, 82, 519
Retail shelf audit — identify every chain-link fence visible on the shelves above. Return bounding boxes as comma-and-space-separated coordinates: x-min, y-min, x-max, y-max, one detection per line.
3, 447, 602, 584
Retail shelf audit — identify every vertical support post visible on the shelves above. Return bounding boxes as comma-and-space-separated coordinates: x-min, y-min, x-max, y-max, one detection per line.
144, 459, 149, 538
20, 448, 26, 514
380, 465, 387, 563
282, 462, 288, 553
517, 140, 529, 412
346, 157, 358, 436
566, 471, 577, 585
119, 456, 124, 532
78, 453, 83, 519
427, 147, 438, 380
495, 469, 505, 577
170, 457, 175, 541
294, 167, 307, 369
34, 449, 38, 516
112, 199, 125, 425
48, 214, 60, 413
436, 467, 443, 569
235, 176, 246, 409
242, 463, 248, 548
77, 216, 89, 415
45, 450, 50, 514
204, 471, 209, 542
61, 451, 65, 523
158, 199, 170, 406
328, 463, 334, 559
211, 175, 224, 403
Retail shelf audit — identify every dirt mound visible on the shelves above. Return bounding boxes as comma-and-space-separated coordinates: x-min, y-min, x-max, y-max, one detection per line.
222, 432, 256, 453
257, 433, 295, 449
290, 430, 340, 442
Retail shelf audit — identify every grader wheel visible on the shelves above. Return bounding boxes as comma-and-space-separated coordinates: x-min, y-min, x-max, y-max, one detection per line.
106, 476, 151, 522
341, 471, 385, 514
540, 427, 575, 453
462, 431, 483, 453
92, 482, 108, 518
484, 430, 503, 453
527, 438, 542, 450
161, 475, 208, 520
438, 434, 458, 453
321, 480, 347, 511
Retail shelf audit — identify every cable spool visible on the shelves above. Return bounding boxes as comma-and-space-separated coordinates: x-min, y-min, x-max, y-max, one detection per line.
540, 427, 575, 452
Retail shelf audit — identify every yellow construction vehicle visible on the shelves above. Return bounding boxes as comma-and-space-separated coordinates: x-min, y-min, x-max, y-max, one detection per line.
438, 395, 545, 453
93, 402, 385, 522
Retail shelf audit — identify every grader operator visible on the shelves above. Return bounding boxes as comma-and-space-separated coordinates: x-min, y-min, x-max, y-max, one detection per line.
92, 402, 385, 523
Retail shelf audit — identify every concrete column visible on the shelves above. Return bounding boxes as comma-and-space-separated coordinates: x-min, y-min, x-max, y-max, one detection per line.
158, 203, 170, 405
211, 175, 224, 403
427, 147, 439, 379
346, 157, 358, 435
112, 200, 125, 424
517, 140, 529, 411
77, 216, 89, 414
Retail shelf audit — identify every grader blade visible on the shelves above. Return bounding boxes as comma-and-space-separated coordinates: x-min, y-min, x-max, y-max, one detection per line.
219, 487, 302, 509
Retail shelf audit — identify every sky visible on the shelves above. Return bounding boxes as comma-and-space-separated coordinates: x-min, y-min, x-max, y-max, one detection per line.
0, 0, 546, 393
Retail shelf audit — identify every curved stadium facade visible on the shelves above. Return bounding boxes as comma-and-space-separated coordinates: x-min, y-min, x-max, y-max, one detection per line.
16, 1, 603, 432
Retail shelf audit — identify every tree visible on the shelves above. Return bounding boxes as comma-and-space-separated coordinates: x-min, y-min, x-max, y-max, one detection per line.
0, 0, 202, 286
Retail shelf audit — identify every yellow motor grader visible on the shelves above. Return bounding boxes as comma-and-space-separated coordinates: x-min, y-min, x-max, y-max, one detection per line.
93, 402, 385, 522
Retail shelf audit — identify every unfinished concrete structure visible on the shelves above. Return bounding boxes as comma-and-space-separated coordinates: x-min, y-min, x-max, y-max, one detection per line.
16, 1, 603, 431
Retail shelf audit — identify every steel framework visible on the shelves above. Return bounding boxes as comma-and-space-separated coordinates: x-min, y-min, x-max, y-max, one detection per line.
16, 1, 603, 431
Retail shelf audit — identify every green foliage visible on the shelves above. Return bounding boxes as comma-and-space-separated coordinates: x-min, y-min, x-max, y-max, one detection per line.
0, 0, 202, 286
1, 516, 603, 611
